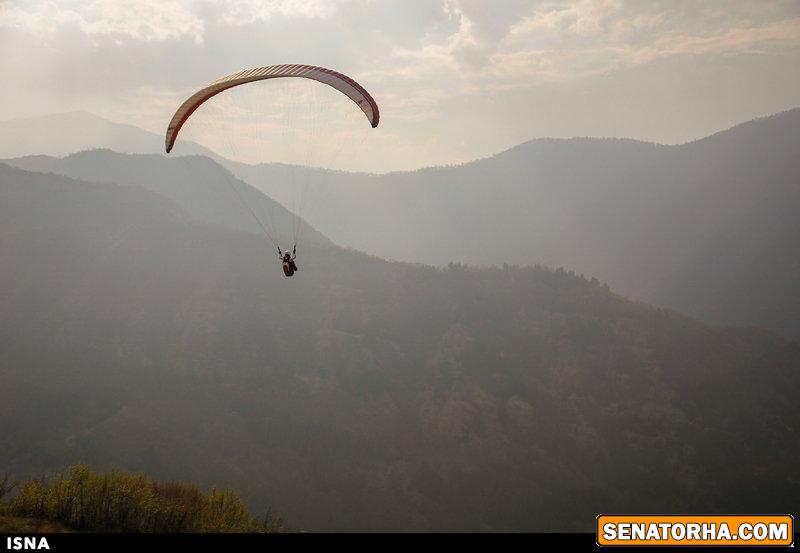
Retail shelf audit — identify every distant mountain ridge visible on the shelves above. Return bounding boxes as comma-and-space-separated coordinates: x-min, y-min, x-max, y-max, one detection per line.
218, 109, 800, 339
3, 109, 799, 338
4, 149, 329, 249
0, 111, 218, 159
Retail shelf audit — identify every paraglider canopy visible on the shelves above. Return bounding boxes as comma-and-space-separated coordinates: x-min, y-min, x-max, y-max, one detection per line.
162, 63, 380, 264
165, 64, 379, 154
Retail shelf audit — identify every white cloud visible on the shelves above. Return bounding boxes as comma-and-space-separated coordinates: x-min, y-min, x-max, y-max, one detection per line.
0, 1, 205, 42
209, 0, 343, 24
1, 0, 799, 170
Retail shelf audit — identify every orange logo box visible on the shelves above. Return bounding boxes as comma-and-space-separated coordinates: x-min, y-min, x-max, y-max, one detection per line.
597, 515, 794, 546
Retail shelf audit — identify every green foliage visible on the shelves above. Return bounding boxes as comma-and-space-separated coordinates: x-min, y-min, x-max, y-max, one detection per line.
7, 465, 284, 533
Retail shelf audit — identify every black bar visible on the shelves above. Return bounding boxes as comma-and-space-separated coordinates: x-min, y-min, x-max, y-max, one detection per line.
1, 532, 599, 552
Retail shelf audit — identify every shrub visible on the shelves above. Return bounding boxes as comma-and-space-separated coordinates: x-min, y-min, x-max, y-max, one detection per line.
8, 465, 283, 533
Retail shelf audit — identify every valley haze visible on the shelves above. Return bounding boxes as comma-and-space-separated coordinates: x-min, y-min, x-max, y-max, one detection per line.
2, 108, 799, 339
1, 0, 799, 539
0, 107, 799, 532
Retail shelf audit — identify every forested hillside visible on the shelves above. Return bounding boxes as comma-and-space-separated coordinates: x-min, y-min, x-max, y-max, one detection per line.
1, 161, 798, 531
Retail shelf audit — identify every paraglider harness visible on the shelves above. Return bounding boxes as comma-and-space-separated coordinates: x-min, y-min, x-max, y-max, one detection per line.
279, 246, 298, 277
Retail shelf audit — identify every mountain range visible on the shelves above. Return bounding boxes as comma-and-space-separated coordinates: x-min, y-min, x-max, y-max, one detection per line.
2, 109, 798, 338
1, 157, 798, 531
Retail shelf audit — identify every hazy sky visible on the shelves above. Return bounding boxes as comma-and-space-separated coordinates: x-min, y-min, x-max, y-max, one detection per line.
1, 0, 799, 171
